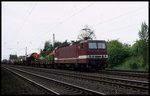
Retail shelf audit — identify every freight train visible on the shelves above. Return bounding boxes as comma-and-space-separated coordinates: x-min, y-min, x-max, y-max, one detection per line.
16, 40, 108, 71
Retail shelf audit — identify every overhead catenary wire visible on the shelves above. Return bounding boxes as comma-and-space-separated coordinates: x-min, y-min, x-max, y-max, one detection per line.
3, 3, 84, 59
94, 5, 147, 27
14, 4, 37, 53
97, 21, 141, 36
32, 4, 147, 44
30, 4, 93, 43
16, 4, 147, 50
28, 5, 75, 43
59, 4, 92, 24
5, 4, 148, 58
21, 4, 93, 55
93, 5, 147, 40
16, 3, 37, 35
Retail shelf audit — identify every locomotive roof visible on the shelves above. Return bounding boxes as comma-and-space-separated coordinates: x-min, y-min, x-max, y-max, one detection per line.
56, 40, 106, 49
80, 40, 106, 43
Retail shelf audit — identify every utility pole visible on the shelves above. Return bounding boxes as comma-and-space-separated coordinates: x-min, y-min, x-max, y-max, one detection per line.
53, 33, 55, 47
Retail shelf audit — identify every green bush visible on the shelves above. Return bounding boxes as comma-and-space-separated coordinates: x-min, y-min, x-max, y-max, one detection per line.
129, 61, 138, 69
107, 40, 130, 68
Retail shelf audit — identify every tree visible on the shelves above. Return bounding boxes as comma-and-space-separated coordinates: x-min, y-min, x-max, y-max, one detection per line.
9, 55, 17, 60
40, 40, 65, 57
54, 41, 62, 49
40, 41, 53, 57
61, 40, 70, 46
138, 22, 149, 42
107, 40, 130, 68
138, 22, 149, 67
77, 25, 96, 40
130, 40, 141, 56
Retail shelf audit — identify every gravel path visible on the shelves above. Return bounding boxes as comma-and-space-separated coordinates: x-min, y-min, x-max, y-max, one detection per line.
8, 65, 147, 95
1, 67, 45, 95
2, 64, 148, 95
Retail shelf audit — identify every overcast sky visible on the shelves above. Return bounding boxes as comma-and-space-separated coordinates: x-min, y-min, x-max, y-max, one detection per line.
2, 1, 148, 60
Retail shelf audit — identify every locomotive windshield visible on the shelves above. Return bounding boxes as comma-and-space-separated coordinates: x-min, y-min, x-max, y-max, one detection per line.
88, 42, 97, 49
88, 42, 106, 49
97, 42, 105, 49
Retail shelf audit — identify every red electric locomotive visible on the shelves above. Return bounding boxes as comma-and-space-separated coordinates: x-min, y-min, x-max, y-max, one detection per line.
54, 40, 108, 70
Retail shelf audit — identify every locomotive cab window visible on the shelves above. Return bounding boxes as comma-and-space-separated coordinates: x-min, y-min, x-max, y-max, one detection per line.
88, 42, 97, 49
98, 42, 106, 49
81, 43, 84, 49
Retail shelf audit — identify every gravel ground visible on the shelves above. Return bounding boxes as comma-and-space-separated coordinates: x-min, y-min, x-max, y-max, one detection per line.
1, 67, 45, 95
86, 72, 148, 82
2, 64, 149, 95
11, 66, 148, 95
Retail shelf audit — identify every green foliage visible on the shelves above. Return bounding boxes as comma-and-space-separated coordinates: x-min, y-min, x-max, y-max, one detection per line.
111, 22, 149, 70
45, 54, 54, 60
138, 22, 149, 42
9, 55, 17, 60
128, 57, 141, 69
113, 56, 145, 70
138, 22, 149, 67
54, 41, 62, 49
112, 40, 148, 71
38, 22, 149, 71
18, 56, 23, 59
130, 40, 140, 56
61, 40, 70, 46
107, 40, 130, 68
40, 41, 53, 57
40, 40, 69, 57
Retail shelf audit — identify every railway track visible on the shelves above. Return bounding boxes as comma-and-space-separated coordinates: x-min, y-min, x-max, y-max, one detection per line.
99, 69, 149, 78
21, 66, 148, 93
2, 65, 105, 95
3, 64, 148, 94
105, 69, 148, 74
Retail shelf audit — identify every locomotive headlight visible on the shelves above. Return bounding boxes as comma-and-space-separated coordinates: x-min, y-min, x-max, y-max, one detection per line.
102, 55, 106, 58
89, 55, 91, 58
106, 55, 108, 58
88, 55, 91, 58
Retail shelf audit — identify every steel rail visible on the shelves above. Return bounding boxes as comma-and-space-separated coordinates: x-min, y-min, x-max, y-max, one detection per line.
105, 69, 148, 73
35, 68, 149, 91
3, 66, 106, 95
3, 66, 60, 95
7, 65, 148, 92
98, 70, 149, 78
4, 65, 148, 90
